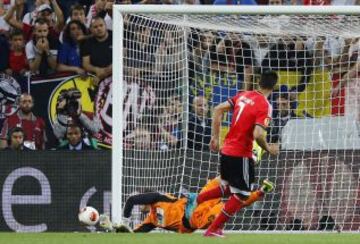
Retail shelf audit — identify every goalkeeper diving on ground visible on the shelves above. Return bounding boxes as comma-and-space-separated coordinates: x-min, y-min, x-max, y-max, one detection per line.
99, 176, 274, 233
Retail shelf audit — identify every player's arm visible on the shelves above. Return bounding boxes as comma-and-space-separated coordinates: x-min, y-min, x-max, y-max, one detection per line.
210, 101, 232, 152
133, 223, 156, 233
254, 125, 279, 156
123, 192, 176, 219
254, 104, 279, 156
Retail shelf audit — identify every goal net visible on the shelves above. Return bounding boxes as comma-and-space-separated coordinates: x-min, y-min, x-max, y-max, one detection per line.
113, 6, 360, 231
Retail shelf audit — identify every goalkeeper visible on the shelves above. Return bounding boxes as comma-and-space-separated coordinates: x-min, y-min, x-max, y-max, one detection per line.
100, 177, 272, 233
100, 177, 222, 233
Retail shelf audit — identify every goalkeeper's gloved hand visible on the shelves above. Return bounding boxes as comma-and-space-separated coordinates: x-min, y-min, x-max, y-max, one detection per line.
113, 217, 133, 233
122, 217, 131, 226
99, 214, 113, 232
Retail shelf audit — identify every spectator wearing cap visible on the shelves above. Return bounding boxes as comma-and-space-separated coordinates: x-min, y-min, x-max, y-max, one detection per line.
57, 20, 87, 75
4, 0, 64, 41
22, 0, 50, 25
25, 18, 59, 75
4, 127, 32, 151
0, 93, 46, 150
81, 16, 112, 85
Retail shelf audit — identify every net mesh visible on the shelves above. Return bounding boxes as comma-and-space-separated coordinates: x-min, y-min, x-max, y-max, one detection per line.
119, 12, 360, 231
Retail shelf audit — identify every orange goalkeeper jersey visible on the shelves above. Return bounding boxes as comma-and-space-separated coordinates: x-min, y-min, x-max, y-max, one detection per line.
135, 194, 193, 233
133, 178, 223, 233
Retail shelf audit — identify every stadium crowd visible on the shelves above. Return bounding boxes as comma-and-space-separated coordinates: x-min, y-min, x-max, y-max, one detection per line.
0, 0, 359, 151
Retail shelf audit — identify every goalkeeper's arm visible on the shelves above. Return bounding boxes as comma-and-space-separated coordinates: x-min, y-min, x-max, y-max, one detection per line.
123, 192, 177, 218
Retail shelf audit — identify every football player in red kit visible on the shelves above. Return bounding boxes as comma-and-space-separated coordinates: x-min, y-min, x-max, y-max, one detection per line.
198, 70, 280, 237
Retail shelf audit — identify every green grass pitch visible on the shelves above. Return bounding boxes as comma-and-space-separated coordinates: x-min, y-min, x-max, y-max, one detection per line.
0, 233, 359, 244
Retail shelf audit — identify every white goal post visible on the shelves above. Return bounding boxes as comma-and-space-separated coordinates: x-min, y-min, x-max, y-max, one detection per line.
113, 5, 360, 231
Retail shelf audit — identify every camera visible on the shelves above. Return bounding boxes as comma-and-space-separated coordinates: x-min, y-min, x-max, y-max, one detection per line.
57, 88, 82, 115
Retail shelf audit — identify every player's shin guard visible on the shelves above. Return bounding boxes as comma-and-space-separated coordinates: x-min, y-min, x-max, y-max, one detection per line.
197, 185, 230, 204
206, 194, 245, 232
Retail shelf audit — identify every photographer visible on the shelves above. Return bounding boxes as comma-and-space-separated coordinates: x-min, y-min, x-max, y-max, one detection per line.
52, 88, 101, 141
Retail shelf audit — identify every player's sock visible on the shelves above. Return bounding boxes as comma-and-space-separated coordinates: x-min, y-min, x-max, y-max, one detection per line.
197, 185, 230, 204
243, 190, 264, 206
206, 194, 245, 232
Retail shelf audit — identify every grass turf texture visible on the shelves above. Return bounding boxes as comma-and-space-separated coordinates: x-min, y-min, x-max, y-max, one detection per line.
0, 233, 359, 244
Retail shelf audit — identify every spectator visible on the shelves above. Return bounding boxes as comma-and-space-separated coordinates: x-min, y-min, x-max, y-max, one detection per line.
125, 25, 155, 73
25, 18, 58, 75
159, 96, 182, 150
86, 0, 107, 28
154, 31, 184, 77
0, 93, 46, 150
104, 0, 114, 30
124, 126, 153, 150
6, 29, 28, 76
5, 0, 64, 41
191, 31, 216, 76
57, 20, 87, 75
188, 96, 211, 151
81, 16, 112, 85
0, 1, 11, 33
52, 88, 101, 140
0, 0, 15, 12
4, 126, 32, 150
23, 0, 50, 25
59, 4, 88, 44
57, 124, 96, 150
68, 3, 87, 25
122, 68, 156, 134
268, 93, 295, 143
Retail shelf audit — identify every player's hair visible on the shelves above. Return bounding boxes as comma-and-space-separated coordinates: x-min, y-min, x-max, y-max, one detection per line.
259, 70, 278, 90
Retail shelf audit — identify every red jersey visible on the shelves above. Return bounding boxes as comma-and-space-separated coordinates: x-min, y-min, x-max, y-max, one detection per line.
0, 111, 46, 150
9, 50, 28, 73
221, 91, 272, 158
